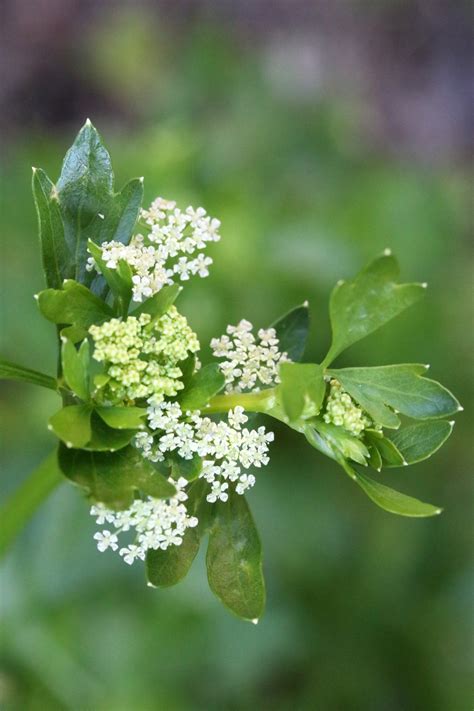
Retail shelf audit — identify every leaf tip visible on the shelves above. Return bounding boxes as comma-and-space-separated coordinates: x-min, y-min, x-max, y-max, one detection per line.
66, 441, 73, 449
435, 508, 443, 515
449, 420, 455, 426
98, 212, 105, 220
146, 581, 157, 588
251, 618, 259, 625
457, 405, 464, 412
303, 300, 309, 308
139, 176, 144, 183
33, 294, 39, 300
383, 247, 392, 256
85, 117, 92, 126
31, 166, 37, 173
421, 282, 428, 288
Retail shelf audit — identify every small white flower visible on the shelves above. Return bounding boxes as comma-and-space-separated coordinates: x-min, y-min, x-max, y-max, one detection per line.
94, 530, 119, 552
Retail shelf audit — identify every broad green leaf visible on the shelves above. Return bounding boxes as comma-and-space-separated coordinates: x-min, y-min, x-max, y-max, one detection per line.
38, 280, 113, 330
178, 364, 225, 410
87, 240, 133, 312
344, 465, 442, 517
32, 168, 71, 289
206, 491, 265, 621
315, 420, 370, 466
58, 444, 175, 509
323, 253, 425, 366
177, 353, 196, 390
271, 304, 309, 361
55, 121, 143, 288
365, 430, 405, 467
329, 365, 461, 428
131, 284, 181, 322
387, 420, 454, 466
279, 362, 325, 422
84, 412, 135, 451
60, 324, 88, 344
368, 442, 383, 472
49, 404, 93, 448
0, 450, 63, 557
95, 405, 146, 430
0, 359, 57, 391
61, 338, 90, 400
168, 452, 203, 482
146, 479, 209, 587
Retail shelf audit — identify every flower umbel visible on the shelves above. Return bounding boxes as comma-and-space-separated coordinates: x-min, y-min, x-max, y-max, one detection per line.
89, 306, 199, 404
87, 196, 220, 302
211, 319, 289, 393
322, 379, 372, 436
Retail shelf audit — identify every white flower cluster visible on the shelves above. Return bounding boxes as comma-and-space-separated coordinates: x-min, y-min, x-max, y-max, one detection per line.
87, 197, 221, 302
211, 319, 289, 393
89, 306, 199, 404
91, 476, 198, 565
323, 379, 371, 436
136, 402, 274, 501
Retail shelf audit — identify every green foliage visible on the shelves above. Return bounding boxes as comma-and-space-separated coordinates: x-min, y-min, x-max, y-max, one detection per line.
0, 359, 57, 391
278, 362, 325, 422
329, 364, 461, 428
387, 420, 454, 465
61, 338, 90, 401
344, 463, 442, 517
322, 253, 425, 366
130, 283, 181, 322
38, 280, 114, 330
146, 479, 209, 587
32, 168, 71, 289
178, 363, 225, 410
58, 444, 175, 509
95, 405, 147, 430
271, 304, 309, 361
206, 490, 265, 621
168, 452, 203, 482
56, 120, 143, 286
49, 404, 93, 449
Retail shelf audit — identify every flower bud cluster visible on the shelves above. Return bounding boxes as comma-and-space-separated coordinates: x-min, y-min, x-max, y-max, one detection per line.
135, 402, 274, 501
87, 196, 220, 302
323, 379, 371, 436
211, 319, 289, 393
89, 306, 199, 403
91, 476, 198, 565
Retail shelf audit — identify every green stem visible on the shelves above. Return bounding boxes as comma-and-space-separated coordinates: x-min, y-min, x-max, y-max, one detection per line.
0, 451, 63, 557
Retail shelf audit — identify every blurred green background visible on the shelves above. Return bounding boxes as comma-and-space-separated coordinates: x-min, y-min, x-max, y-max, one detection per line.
0, 2, 472, 710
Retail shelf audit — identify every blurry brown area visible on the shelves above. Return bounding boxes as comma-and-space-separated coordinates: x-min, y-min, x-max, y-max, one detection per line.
1, 0, 472, 162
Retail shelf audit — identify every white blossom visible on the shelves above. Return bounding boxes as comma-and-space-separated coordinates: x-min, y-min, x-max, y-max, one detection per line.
211, 321, 289, 393
87, 196, 221, 301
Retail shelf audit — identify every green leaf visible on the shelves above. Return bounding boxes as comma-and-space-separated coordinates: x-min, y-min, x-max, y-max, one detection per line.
344, 465, 442, 518
0, 450, 63, 557
368, 442, 383, 472
38, 280, 114, 330
60, 324, 88, 344
323, 253, 425, 366
177, 353, 196, 390
168, 452, 203, 482
387, 420, 454, 466
178, 364, 225, 410
61, 338, 90, 400
32, 168, 71, 289
84, 412, 135, 451
49, 404, 93, 448
206, 491, 265, 621
87, 240, 133, 312
365, 430, 405, 467
131, 284, 181, 322
271, 304, 309, 361
146, 479, 209, 587
329, 365, 461, 429
58, 444, 175, 509
278, 362, 325, 422
0, 359, 57, 391
315, 420, 370, 466
52, 121, 143, 288
95, 405, 147, 430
